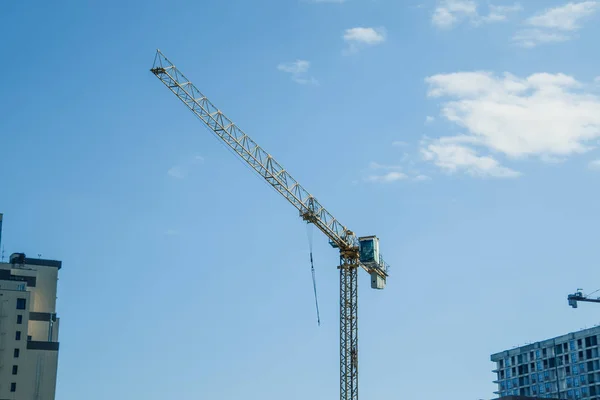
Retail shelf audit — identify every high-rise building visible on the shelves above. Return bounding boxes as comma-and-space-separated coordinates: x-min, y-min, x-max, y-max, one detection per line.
491, 326, 600, 400
0, 252, 61, 399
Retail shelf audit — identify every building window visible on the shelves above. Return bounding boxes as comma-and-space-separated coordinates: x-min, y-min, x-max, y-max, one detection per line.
15, 331, 21, 341
16, 315, 22, 324
12, 365, 17, 375
13, 349, 19, 358
10, 382, 16, 392
16, 298, 26, 310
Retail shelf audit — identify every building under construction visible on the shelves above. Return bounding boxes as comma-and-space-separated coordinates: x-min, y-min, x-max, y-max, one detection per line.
491, 326, 600, 399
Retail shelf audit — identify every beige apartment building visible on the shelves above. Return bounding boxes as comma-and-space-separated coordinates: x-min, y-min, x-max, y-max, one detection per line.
0, 252, 61, 400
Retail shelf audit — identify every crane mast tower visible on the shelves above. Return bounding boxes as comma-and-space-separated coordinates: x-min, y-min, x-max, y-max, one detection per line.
150, 50, 389, 400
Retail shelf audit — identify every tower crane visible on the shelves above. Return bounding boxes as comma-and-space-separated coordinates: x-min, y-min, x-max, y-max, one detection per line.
568, 289, 600, 308
150, 50, 389, 400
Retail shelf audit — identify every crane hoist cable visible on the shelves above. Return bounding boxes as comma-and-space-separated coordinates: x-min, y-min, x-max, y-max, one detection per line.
307, 223, 321, 326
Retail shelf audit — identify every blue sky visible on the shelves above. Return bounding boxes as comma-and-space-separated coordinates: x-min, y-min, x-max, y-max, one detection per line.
2, 0, 600, 398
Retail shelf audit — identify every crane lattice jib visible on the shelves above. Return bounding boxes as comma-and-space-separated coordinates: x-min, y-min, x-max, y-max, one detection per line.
151, 50, 374, 260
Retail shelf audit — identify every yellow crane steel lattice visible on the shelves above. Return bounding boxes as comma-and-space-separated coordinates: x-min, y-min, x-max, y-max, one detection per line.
150, 50, 389, 400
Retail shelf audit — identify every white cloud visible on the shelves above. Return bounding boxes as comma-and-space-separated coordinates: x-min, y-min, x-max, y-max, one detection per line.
167, 166, 185, 179
364, 162, 407, 183
513, 29, 571, 47
423, 71, 600, 177
589, 159, 600, 169
366, 171, 408, 183
514, 1, 599, 47
527, 1, 598, 30
414, 174, 432, 181
486, 3, 524, 20
342, 27, 386, 54
369, 162, 403, 170
421, 141, 521, 178
277, 60, 318, 85
363, 160, 433, 183
432, 0, 477, 27
425, 116, 435, 124
343, 27, 386, 44
277, 60, 310, 74
432, 0, 521, 28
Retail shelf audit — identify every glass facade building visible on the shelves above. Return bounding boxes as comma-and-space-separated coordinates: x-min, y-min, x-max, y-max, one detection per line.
492, 326, 600, 399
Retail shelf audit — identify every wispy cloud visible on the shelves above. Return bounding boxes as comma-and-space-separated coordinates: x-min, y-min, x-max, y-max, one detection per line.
342, 27, 386, 54
366, 171, 408, 183
277, 60, 318, 85
167, 166, 185, 179
364, 162, 407, 183
432, 0, 477, 28
589, 159, 600, 170
512, 29, 570, 47
432, 0, 522, 29
527, 1, 598, 30
168, 155, 204, 179
480, 3, 524, 23
421, 140, 521, 178
363, 159, 432, 183
422, 70, 600, 177
414, 174, 432, 181
425, 116, 435, 124
514, 1, 599, 47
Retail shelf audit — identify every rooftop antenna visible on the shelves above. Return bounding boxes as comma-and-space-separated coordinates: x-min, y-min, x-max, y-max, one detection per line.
37, 254, 42, 259
1, 246, 4, 262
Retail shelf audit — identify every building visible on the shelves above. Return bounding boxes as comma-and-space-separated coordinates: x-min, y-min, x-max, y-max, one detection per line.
494, 396, 559, 400
491, 326, 600, 400
0, 251, 61, 399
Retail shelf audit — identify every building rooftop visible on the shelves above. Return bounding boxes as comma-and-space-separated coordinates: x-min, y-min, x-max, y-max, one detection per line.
6, 253, 62, 269
494, 397, 559, 400
491, 325, 600, 361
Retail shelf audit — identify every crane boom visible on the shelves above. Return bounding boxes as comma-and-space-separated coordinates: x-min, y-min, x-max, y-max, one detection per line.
150, 49, 388, 400
568, 290, 600, 308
